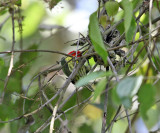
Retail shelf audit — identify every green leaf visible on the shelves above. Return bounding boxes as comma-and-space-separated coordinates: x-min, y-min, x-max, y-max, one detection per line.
88, 57, 96, 66
15, 0, 21, 6
106, 103, 115, 125
132, 0, 143, 9
17, 2, 45, 38
121, 0, 135, 42
105, 1, 119, 17
111, 86, 121, 106
76, 71, 111, 88
125, 16, 136, 42
89, 12, 108, 65
121, 0, 133, 32
138, 84, 156, 119
0, 8, 7, 16
143, 105, 159, 129
94, 79, 107, 100
116, 76, 143, 108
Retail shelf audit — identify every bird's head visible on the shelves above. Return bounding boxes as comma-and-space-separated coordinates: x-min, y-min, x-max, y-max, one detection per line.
68, 51, 82, 57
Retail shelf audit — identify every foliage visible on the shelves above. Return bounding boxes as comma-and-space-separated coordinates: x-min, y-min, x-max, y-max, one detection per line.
89, 12, 108, 65
0, 0, 160, 133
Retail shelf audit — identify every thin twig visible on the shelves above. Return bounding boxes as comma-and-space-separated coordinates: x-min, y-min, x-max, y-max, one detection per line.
49, 104, 58, 133
103, 19, 124, 35
125, 110, 132, 133
0, 115, 24, 123
38, 75, 54, 112
145, 15, 160, 27
12, 93, 34, 101
101, 84, 109, 133
23, 63, 59, 114
149, 0, 153, 48
0, 49, 72, 57
107, 57, 119, 82
125, 110, 138, 133
34, 95, 93, 133
98, 0, 101, 20
0, 6, 15, 103
125, 44, 146, 76
105, 106, 121, 132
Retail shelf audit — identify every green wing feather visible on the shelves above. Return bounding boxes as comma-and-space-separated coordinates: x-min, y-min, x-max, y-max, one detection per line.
61, 56, 87, 84
61, 57, 71, 77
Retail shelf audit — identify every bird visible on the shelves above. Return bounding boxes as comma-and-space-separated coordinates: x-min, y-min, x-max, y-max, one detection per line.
60, 50, 86, 84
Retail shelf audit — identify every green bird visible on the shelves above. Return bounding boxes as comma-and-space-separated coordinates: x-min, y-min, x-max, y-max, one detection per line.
61, 50, 94, 92
61, 50, 87, 84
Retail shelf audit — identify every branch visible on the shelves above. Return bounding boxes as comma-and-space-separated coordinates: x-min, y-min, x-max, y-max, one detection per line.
0, 49, 72, 57
0, 7, 15, 104
125, 110, 132, 133
101, 84, 109, 133
49, 104, 58, 133
105, 106, 122, 132
35, 95, 93, 133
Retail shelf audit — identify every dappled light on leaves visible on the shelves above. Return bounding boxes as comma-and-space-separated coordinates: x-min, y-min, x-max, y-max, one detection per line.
0, 0, 160, 133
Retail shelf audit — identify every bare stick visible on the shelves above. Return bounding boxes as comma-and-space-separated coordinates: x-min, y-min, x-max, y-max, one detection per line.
101, 84, 109, 133
49, 104, 58, 133
149, 0, 153, 47
97, 0, 101, 20
107, 57, 120, 82
0, 7, 15, 103
105, 106, 121, 132
125, 110, 132, 133
0, 49, 72, 57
